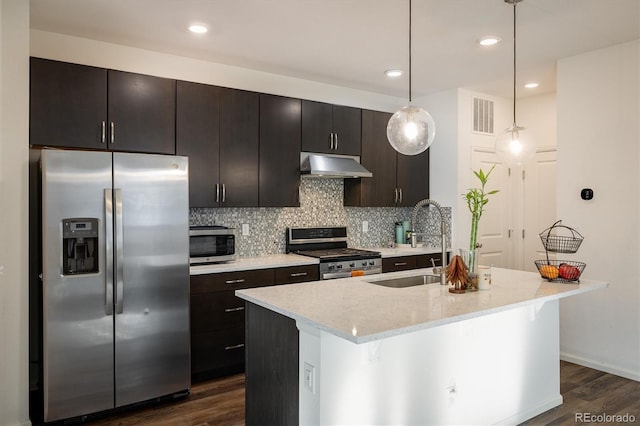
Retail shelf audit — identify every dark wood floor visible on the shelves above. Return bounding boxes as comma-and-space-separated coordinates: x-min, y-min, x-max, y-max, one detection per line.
87, 361, 639, 425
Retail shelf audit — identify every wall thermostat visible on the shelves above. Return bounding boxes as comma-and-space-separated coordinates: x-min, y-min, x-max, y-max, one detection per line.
581, 188, 594, 200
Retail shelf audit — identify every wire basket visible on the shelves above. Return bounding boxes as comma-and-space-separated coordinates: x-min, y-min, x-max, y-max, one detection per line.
539, 220, 584, 253
534, 260, 586, 283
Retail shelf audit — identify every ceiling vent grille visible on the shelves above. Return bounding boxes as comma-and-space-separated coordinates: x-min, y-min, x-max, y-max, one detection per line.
473, 97, 494, 135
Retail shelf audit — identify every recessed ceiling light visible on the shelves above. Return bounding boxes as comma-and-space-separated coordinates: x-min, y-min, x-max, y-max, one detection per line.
385, 69, 403, 78
524, 82, 539, 89
478, 36, 501, 46
188, 24, 208, 34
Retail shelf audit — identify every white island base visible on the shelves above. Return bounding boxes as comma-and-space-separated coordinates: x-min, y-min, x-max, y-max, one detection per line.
237, 267, 607, 425
299, 300, 561, 425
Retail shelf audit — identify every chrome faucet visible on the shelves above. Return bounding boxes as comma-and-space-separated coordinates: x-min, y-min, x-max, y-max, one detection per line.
411, 199, 448, 285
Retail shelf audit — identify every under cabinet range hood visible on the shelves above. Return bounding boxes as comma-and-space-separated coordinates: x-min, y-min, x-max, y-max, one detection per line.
300, 152, 372, 178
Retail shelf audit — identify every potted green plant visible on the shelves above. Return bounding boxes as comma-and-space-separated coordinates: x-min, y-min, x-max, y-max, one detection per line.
463, 164, 499, 279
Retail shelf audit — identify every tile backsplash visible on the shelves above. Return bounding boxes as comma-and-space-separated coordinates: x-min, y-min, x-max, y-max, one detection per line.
190, 178, 451, 257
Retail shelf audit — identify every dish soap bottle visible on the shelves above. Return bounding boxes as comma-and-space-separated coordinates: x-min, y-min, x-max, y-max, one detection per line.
395, 222, 404, 244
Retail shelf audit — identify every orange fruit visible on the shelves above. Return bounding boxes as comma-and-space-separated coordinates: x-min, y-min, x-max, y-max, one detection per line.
540, 265, 559, 279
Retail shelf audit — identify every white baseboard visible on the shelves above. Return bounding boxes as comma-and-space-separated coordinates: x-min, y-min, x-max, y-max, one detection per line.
495, 395, 563, 426
560, 352, 640, 382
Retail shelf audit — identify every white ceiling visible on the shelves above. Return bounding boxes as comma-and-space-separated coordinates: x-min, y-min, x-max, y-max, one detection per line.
30, 0, 640, 100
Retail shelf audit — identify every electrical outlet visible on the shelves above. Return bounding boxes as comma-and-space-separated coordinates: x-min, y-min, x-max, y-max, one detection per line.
362, 221, 369, 233
303, 362, 315, 393
242, 223, 249, 236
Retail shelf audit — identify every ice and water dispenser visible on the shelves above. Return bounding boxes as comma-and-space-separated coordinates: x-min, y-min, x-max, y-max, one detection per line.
62, 218, 99, 275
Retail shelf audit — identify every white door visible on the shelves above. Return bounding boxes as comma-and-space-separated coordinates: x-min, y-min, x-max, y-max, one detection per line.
523, 149, 557, 271
470, 148, 513, 268
470, 147, 557, 271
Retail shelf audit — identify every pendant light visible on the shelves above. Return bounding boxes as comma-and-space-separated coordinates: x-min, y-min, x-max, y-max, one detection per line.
387, 0, 436, 156
494, 0, 535, 166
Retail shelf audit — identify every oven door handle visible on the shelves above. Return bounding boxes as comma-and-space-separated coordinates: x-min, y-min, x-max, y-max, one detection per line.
322, 268, 382, 280
322, 271, 353, 280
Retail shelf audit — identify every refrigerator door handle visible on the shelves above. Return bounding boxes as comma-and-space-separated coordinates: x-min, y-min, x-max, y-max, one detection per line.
104, 189, 114, 316
114, 188, 124, 314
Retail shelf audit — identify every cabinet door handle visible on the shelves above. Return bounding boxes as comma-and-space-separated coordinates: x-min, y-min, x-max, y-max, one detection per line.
224, 343, 245, 351
110, 122, 115, 144
329, 133, 335, 150
101, 121, 106, 144
224, 306, 245, 313
216, 183, 220, 203
394, 188, 398, 203
334, 133, 338, 150
394, 262, 408, 266
290, 272, 308, 277
398, 188, 403, 204
225, 278, 245, 285
222, 183, 226, 203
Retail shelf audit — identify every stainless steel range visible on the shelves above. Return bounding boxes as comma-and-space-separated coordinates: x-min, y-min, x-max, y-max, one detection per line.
286, 227, 382, 280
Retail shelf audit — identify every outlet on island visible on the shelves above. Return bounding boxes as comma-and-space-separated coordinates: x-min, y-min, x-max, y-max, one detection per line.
242, 223, 250, 236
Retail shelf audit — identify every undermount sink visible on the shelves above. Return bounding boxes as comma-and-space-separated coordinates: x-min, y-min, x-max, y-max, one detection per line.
366, 274, 441, 288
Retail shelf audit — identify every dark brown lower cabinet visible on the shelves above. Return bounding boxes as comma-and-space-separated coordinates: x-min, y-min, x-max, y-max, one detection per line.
382, 255, 418, 272
191, 325, 246, 380
190, 269, 274, 381
416, 253, 449, 269
190, 265, 317, 382
245, 302, 299, 426
383, 253, 451, 273
274, 264, 319, 284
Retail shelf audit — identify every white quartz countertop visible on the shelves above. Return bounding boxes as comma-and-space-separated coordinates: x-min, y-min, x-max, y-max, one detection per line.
190, 254, 318, 275
190, 247, 445, 275
375, 246, 448, 257
236, 267, 608, 344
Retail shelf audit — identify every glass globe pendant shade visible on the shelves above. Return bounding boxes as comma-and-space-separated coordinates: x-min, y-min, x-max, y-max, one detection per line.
386, 105, 436, 156
495, 124, 535, 166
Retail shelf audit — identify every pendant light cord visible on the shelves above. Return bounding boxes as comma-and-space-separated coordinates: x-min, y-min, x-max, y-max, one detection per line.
408, 0, 413, 104
512, 0, 517, 125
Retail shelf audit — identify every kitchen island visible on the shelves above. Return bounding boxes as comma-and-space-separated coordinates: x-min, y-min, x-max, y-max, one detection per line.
236, 267, 607, 425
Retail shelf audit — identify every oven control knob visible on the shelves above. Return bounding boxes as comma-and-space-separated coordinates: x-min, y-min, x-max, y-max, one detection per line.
369, 261, 375, 266
336, 264, 343, 269
361, 261, 368, 267
327, 264, 335, 271
349, 262, 355, 267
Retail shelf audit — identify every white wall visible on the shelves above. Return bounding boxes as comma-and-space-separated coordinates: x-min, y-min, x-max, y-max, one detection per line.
455, 89, 511, 251
519, 93, 557, 149
418, 89, 459, 243
557, 40, 640, 381
30, 30, 403, 113
0, 1, 30, 426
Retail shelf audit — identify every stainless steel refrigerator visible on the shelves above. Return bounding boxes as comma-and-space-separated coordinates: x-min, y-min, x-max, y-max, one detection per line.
40, 149, 190, 422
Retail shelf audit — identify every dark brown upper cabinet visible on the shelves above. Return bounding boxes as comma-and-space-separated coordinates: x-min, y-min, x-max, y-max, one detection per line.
218, 87, 260, 207
107, 70, 176, 154
176, 81, 221, 208
30, 58, 107, 150
177, 83, 259, 208
344, 109, 429, 207
29, 57, 176, 154
259, 94, 301, 207
301, 100, 361, 156
396, 145, 430, 207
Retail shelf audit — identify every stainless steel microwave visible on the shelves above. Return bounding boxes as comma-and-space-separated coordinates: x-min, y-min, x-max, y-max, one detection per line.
189, 226, 236, 264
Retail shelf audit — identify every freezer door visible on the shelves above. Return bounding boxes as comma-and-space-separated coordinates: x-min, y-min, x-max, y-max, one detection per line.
41, 150, 115, 421
113, 153, 190, 407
